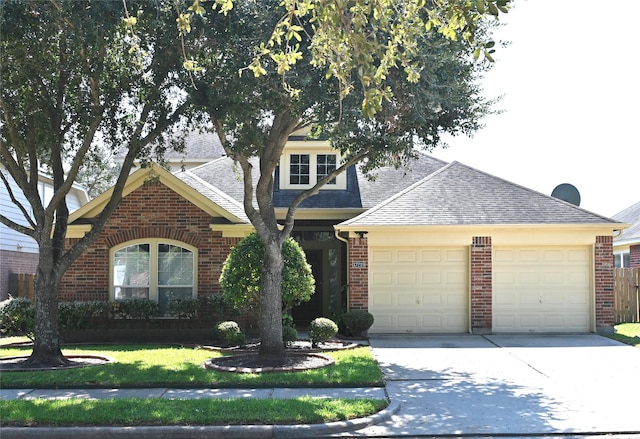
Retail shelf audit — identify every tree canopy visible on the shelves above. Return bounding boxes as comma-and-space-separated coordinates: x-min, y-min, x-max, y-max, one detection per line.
0, 0, 190, 367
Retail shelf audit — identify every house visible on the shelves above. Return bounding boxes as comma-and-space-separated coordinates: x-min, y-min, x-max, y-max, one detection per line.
612, 200, 640, 268
61, 132, 626, 334
0, 164, 89, 299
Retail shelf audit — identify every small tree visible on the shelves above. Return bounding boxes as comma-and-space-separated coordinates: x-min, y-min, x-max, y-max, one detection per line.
220, 232, 315, 316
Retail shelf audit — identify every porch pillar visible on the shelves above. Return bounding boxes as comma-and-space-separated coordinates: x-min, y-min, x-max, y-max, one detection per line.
348, 236, 369, 311
595, 235, 615, 333
471, 236, 492, 334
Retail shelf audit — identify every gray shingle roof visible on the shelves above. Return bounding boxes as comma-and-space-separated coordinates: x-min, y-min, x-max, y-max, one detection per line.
176, 170, 249, 223
613, 200, 640, 242
184, 152, 448, 209
341, 161, 622, 226
116, 131, 225, 161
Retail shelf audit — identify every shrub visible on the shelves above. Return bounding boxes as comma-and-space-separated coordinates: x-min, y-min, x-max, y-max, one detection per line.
216, 321, 245, 346
309, 317, 338, 347
58, 301, 110, 332
0, 297, 35, 340
282, 312, 298, 345
340, 310, 374, 337
111, 298, 159, 319
219, 232, 315, 312
168, 297, 199, 319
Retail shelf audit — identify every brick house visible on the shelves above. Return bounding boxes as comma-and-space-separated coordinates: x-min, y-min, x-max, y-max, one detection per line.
63, 133, 626, 334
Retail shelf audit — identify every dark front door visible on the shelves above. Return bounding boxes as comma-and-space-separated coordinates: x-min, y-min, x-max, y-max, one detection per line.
292, 249, 323, 326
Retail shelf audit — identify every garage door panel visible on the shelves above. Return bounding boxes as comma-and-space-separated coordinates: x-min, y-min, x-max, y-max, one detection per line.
370, 246, 468, 333
494, 246, 591, 333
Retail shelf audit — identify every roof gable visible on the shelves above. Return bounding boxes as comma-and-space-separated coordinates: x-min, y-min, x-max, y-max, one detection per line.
341, 161, 623, 227
613, 200, 640, 243
68, 164, 248, 224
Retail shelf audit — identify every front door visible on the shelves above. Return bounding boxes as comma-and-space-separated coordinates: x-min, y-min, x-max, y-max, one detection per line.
292, 249, 323, 325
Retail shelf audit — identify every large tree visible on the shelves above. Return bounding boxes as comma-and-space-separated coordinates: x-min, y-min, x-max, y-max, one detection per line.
0, 0, 190, 367
184, 0, 504, 363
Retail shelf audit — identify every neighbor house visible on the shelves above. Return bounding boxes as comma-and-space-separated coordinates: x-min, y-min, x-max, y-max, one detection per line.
0, 164, 89, 299
612, 200, 640, 268
61, 131, 626, 334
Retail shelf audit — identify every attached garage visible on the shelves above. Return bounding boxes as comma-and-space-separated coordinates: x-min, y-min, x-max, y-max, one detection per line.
493, 246, 592, 332
368, 246, 468, 333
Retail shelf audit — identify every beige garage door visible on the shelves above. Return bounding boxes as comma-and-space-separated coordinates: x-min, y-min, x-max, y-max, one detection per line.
368, 247, 468, 333
493, 246, 591, 332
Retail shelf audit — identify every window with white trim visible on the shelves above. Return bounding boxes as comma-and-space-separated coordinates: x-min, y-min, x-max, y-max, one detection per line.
111, 240, 196, 314
614, 252, 630, 268
282, 152, 345, 189
316, 154, 337, 184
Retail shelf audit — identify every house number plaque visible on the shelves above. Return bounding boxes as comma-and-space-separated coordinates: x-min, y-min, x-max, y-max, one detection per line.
351, 261, 367, 268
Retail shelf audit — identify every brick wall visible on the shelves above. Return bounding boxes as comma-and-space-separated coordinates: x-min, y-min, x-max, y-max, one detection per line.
630, 244, 640, 268
470, 236, 492, 334
0, 250, 38, 300
594, 235, 615, 332
61, 181, 239, 302
348, 236, 368, 311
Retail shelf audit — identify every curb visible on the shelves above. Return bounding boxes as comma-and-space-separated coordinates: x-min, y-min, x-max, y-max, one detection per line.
0, 401, 401, 439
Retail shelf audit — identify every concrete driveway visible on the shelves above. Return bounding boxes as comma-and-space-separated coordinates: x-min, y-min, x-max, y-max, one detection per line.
342, 334, 640, 437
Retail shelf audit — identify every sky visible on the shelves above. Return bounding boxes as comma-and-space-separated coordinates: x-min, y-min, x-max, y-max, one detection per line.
435, 0, 639, 218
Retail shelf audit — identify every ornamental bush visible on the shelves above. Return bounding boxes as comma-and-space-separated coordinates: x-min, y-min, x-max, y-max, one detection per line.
216, 320, 245, 346
0, 297, 35, 340
219, 232, 315, 312
309, 317, 338, 347
111, 298, 160, 319
340, 310, 374, 336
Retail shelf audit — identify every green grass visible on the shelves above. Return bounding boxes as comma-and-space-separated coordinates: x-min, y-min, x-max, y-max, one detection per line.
0, 397, 388, 427
0, 344, 384, 388
610, 323, 640, 347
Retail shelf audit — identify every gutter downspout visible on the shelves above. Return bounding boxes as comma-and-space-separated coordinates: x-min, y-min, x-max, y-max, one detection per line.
334, 228, 350, 311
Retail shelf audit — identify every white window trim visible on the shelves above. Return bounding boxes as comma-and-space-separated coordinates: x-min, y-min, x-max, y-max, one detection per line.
279, 151, 346, 190
109, 238, 198, 304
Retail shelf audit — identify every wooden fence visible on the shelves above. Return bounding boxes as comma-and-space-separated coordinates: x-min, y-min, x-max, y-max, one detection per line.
8, 273, 35, 301
614, 268, 640, 323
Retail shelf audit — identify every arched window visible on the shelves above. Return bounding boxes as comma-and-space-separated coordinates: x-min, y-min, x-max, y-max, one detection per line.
111, 239, 197, 314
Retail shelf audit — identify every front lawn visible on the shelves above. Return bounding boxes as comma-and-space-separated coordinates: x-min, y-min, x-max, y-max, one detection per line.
0, 343, 384, 388
0, 342, 387, 427
610, 323, 640, 347
1, 397, 388, 427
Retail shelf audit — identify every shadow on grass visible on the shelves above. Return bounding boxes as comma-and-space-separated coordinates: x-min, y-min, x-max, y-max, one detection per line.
0, 345, 382, 389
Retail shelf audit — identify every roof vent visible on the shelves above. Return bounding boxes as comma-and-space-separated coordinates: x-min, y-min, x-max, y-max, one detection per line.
551, 183, 581, 206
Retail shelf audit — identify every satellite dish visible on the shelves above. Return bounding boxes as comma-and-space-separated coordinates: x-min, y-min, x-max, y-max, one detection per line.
551, 183, 581, 206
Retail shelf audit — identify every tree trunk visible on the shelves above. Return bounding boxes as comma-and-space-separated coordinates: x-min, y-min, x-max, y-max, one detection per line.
258, 237, 285, 364
25, 248, 68, 368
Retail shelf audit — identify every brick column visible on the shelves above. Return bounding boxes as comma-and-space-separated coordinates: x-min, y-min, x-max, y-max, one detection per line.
595, 235, 615, 333
471, 236, 492, 334
630, 244, 640, 268
348, 236, 369, 311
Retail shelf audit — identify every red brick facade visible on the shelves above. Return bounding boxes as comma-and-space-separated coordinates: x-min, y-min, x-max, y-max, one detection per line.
594, 235, 615, 331
347, 236, 368, 311
470, 236, 492, 334
61, 182, 240, 302
630, 244, 640, 268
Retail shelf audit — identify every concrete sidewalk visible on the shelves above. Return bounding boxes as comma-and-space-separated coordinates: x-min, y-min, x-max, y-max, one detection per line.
0, 386, 386, 401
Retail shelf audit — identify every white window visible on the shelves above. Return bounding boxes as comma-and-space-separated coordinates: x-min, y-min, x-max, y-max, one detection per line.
316, 154, 337, 184
282, 152, 345, 190
614, 252, 631, 268
111, 239, 196, 314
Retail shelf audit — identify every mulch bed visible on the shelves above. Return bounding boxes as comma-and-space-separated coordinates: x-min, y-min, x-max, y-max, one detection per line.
0, 355, 114, 372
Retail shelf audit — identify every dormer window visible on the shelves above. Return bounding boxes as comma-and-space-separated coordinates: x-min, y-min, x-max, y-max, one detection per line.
317, 154, 337, 184
290, 154, 310, 185
280, 148, 346, 190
